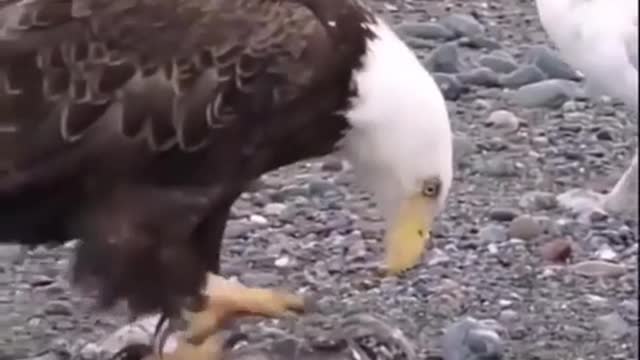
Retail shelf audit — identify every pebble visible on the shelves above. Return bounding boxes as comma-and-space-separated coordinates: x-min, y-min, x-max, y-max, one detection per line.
595, 244, 618, 261
499, 65, 547, 88
485, 110, 520, 133
239, 272, 283, 287
478, 224, 509, 243
480, 158, 520, 178
43, 300, 73, 316
432, 73, 467, 101
452, 133, 475, 165
539, 238, 573, 263
321, 159, 344, 172
458, 35, 502, 50
441, 317, 504, 360
439, 14, 485, 38
556, 188, 606, 216
264, 202, 287, 216
0, 244, 24, 263
308, 179, 338, 196
524, 45, 581, 81
595, 312, 631, 340
396, 22, 456, 40
510, 79, 584, 108
508, 215, 543, 240
569, 260, 628, 277
478, 54, 518, 74
457, 67, 500, 87
498, 309, 520, 323
425, 43, 462, 74
518, 191, 558, 211
488, 208, 520, 222
249, 214, 268, 225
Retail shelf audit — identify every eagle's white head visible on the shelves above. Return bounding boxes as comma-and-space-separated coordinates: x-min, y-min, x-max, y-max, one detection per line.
341, 18, 454, 274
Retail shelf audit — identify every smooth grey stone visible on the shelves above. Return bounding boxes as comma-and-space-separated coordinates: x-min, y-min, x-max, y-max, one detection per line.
524, 45, 582, 81
439, 14, 485, 38
595, 312, 631, 340
510, 79, 585, 108
478, 224, 509, 243
485, 110, 521, 133
518, 191, 558, 211
432, 73, 468, 101
396, 22, 456, 40
478, 55, 518, 74
425, 43, 462, 74
458, 67, 500, 87
508, 215, 543, 241
488, 208, 520, 222
405, 37, 434, 50
459, 35, 502, 50
499, 65, 547, 88
442, 317, 505, 360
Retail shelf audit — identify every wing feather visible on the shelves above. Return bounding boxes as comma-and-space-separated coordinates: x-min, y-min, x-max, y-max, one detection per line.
0, 0, 327, 169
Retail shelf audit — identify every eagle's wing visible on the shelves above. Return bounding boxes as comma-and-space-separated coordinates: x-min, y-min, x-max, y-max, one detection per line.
0, 0, 329, 177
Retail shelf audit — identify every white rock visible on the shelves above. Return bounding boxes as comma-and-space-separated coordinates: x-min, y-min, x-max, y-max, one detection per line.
264, 203, 287, 216
249, 214, 268, 224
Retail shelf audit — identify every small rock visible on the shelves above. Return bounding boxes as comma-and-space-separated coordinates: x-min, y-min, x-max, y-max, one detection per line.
239, 272, 283, 287
478, 224, 509, 243
485, 110, 520, 133
472, 98, 493, 111
442, 317, 504, 360
569, 260, 628, 277
264, 203, 287, 216
510, 79, 584, 108
458, 67, 500, 87
44, 300, 73, 316
439, 14, 485, 38
425, 43, 462, 74
595, 244, 618, 261
481, 158, 519, 178
498, 309, 520, 323
499, 65, 547, 88
308, 179, 337, 196
540, 238, 573, 263
478, 54, 518, 74
508, 215, 543, 240
458, 35, 502, 50
432, 73, 467, 101
556, 188, 606, 216
595, 312, 630, 340
426, 248, 450, 266
396, 22, 456, 40
321, 159, 344, 172
0, 244, 24, 263
525, 45, 581, 81
249, 214, 268, 225
452, 133, 475, 165
519, 191, 558, 211
488, 208, 520, 222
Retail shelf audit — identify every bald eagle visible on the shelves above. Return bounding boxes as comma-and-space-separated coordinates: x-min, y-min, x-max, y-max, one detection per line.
0, 0, 453, 358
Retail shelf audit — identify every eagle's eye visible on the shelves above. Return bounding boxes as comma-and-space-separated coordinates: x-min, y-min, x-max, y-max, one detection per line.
421, 178, 441, 198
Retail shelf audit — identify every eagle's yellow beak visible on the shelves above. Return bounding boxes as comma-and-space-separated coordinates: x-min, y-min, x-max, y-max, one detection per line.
383, 193, 436, 275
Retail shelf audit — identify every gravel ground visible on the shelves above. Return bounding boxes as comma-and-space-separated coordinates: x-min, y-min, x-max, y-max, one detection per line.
1, 1, 638, 359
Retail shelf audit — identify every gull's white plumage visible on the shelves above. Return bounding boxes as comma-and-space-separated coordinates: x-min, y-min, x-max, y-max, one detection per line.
535, 0, 638, 213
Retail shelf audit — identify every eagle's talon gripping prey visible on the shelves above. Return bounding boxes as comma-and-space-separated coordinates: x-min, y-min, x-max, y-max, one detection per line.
150, 274, 305, 360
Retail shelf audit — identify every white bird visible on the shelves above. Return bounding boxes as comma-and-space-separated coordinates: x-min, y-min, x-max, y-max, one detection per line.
535, 0, 638, 214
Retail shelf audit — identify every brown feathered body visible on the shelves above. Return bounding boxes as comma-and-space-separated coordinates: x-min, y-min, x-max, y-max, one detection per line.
0, 0, 374, 317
